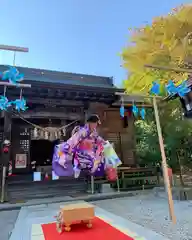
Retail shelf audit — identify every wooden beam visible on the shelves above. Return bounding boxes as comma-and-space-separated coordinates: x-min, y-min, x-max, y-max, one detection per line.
115, 91, 163, 99
113, 103, 153, 108
144, 64, 192, 74
23, 80, 118, 93
12, 111, 82, 120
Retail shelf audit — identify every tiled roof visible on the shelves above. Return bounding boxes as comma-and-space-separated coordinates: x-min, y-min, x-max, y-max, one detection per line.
0, 65, 115, 88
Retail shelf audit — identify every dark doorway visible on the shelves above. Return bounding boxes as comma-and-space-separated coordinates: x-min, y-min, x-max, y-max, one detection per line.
30, 139, 59, 170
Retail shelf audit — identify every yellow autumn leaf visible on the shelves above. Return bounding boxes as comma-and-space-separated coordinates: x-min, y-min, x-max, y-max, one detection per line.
121, 4, 192, 94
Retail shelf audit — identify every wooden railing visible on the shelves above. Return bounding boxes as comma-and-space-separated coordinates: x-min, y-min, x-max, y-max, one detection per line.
117, 167, 159, 190
87, 167, 159, 194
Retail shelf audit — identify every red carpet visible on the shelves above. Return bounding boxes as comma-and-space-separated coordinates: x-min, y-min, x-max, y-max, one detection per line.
42, 217, 134, 240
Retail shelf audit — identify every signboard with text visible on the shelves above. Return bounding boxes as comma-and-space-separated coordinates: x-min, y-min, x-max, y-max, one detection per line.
15, 154, 27, 169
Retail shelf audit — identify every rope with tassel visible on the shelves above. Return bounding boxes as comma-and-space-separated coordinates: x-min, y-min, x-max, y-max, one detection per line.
7, 109, 79, 140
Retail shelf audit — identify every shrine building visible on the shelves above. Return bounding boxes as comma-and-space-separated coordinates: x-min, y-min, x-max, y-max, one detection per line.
0, 65, 137, 178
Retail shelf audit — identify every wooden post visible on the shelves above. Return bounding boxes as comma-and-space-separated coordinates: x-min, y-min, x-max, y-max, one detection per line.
144, 64, 192, 74
153, 97, 176, 224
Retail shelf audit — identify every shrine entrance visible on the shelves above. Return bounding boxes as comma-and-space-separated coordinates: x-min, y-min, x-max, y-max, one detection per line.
30, 139, 59, 173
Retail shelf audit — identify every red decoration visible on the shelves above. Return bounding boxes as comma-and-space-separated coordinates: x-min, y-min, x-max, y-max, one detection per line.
128, 109, 132, 117
3, 146, 9, 153
42, 217, 134, 240
105, 167, 118, 182
45, 173, 49, 180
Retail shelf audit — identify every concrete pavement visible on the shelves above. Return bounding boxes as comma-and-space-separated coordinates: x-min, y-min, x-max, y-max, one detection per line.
0, 210, 19, 240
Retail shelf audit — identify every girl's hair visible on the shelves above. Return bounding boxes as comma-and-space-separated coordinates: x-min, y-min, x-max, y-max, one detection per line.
71, 125, 80, 136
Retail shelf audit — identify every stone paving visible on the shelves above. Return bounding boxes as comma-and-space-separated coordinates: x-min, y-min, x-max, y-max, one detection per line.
0, 191, 140, 211
3, 192, 192, 240
93, 193, 192, 240
0, 210, 19, 240
9, 199, 169, 240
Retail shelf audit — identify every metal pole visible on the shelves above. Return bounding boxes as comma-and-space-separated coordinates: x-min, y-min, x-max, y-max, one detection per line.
0, 82, 31, 88
0, 45, 29, 53
0, 166, 7, 202
116, 174, 120, 193
91, 175, 94, 194
13, 52, 16, 66
0, 44, 30, 203
153, 97, 176, 224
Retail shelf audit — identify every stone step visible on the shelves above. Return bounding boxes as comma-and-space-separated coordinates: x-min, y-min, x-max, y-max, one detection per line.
6, 177, 87, 201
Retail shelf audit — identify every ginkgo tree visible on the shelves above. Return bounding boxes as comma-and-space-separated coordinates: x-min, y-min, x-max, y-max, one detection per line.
121, 4, 192, 94
121, 4, 192, 186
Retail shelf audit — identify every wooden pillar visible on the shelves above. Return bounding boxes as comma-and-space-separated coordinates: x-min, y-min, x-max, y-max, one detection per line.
89, 102, 109, 138
102, 108, 136, 166
83, 102, 90, 124
120, 116, 136, 166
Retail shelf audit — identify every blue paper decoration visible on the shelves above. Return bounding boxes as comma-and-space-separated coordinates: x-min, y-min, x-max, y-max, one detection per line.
150, 81, 160, 95
166, 80, 178, 95
12, 98, 28, 111
140, 107, 146, 120
132, 104, 138, 117
0, 96, 11, 110
120, 105, 125, 117
166, 80, 190, 97
0, 96, 28, 111
0, 66, 28, 112
1, 66, 24, 85
176, 81, 190, 97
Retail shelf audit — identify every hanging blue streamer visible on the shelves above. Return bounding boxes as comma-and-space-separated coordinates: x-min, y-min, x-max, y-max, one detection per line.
140, 107, 146, 120
120, 105, 125, 118
132, 104, 138, 117
150, 81, 160, 95
1, 66, 24, 85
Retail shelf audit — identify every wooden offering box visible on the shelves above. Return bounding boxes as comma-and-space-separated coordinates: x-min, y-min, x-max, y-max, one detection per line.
56, 202, 95, 232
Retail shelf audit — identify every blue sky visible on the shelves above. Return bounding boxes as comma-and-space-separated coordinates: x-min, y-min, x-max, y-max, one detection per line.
0, 0, 190, 86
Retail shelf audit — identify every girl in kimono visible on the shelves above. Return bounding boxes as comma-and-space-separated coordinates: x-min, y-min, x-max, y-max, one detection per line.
52, 115, 106, 178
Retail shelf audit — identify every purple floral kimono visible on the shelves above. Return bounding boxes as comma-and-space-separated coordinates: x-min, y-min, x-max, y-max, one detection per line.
52, 125, 105, 177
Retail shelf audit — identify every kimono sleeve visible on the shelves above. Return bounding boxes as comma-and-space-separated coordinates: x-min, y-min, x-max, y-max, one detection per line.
96, 136, 105, 156
66, 127, 88, 151
97, 136, 105, 145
